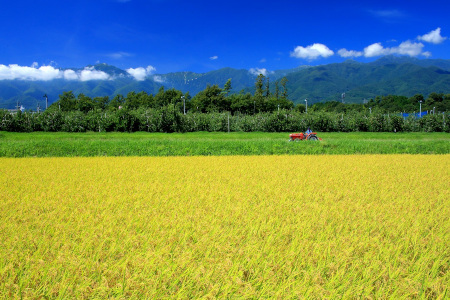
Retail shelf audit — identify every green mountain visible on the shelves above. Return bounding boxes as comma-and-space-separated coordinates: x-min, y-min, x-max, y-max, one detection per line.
1, 57, 449, 109
284, 58, 450, 104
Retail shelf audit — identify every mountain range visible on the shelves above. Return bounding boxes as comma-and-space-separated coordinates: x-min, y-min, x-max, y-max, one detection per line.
1, 56, 449, 110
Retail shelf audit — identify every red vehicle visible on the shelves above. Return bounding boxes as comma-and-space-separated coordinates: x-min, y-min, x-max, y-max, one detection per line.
289, 132, 321, 141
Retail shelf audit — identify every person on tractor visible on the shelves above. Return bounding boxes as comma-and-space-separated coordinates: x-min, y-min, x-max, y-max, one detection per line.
305, 127, 312, 135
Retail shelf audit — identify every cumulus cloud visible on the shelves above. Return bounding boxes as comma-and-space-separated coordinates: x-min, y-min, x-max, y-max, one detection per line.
290, 43, 334, 60
0, 64, 112, 81
209, 56, 218, 60
0, 63, 163, 81
0, 64, 61, 81
363, 43, 388, 57
418, 27, 447, 44
125, 65, 156, 81
80, 67, 111, 81
338, 40, 427, 58
63, 69, 79, 80
249, 68, 271, 76
337, 48, 363, 58
363, 41, 426, 57
395, 40, 425, 56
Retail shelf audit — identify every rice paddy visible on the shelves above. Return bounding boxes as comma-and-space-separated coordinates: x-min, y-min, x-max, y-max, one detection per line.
1, 154, 449, 298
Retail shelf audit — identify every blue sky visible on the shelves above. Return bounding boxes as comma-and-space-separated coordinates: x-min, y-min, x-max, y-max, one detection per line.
0, 0, 449, 79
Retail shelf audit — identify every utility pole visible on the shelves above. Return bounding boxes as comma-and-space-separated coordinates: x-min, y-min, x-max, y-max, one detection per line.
305, 99, 308, 113
43, 94, 48, 110
419, 100, 422, 117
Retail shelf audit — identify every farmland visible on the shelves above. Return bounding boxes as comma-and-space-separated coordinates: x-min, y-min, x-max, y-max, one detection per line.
0, 131, 449, 157
1, 155, 449, 298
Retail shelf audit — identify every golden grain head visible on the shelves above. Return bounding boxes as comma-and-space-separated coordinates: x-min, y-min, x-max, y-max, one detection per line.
0, 155, 449, 298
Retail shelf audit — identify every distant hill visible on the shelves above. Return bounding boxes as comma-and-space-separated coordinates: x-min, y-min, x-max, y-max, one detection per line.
1, 56, 449, 109
285, 58, 450, 103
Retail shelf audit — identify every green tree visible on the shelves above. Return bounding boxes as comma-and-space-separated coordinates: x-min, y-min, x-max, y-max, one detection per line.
294, 103, 306, 113
266, 96, 294, 112
155, 87, 183, 108
93, 96, 110, 110
407, 94, 425, 113
230, 91, 253, 114
265, 77, 270, 98
274, 81, 279, 100
426, 92, 450, 112
52, 91, 76, 112
191, 84, 226, 113
109, 94, 126, 110
255, 74, 265, 99
280, 77, 288, 99
76, 94, 95, 113
125, 91, 154, 109
254, 74, 266, 113
223, 78, 232, 97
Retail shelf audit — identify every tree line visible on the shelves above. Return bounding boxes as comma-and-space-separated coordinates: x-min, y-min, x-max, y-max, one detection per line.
47, 75, 293, 115
45, 78, 448, 115
1, 74, 448, 133
312, 93, 450, 114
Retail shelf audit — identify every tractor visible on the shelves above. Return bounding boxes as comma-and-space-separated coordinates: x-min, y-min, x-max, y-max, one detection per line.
289, 132, 321, 141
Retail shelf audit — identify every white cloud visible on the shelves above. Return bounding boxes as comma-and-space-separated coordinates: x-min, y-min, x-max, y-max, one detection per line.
337, 48, 363, 58
38, 66, 62, 81
63, 69, 79, 80
0, 64, 62, 81
0, 64, 112, 81
249, 68, 271, 76
152, 75, 165, 83
363, 43, 388, 57
395, 40, 424, 56
209, 56, 218, 60
364, 41, 426, 57
338, 39, 428, 58
62, 67, 111, 81
259, 58, 267, 63
290, 43, 334, 60
126, 65, 156, 81
418, 27, 447, 44
80, 67, 111, 81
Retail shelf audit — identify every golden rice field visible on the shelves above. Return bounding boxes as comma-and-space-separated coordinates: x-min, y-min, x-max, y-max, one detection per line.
1, 155, 449, 299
